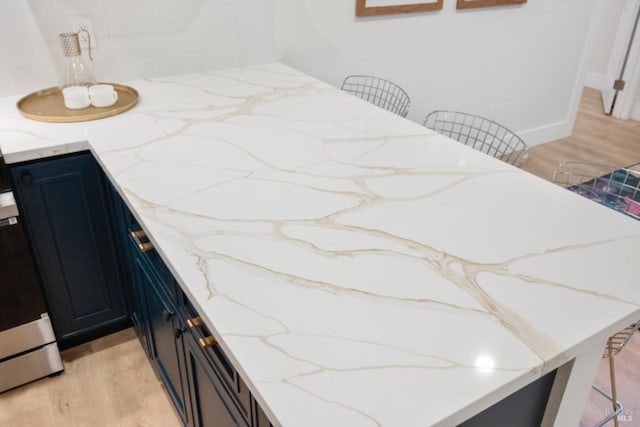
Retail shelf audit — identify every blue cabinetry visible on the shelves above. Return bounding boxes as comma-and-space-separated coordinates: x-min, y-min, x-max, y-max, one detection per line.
109, 187, 270, 427
183, 326, 248, 427
10, 150, 273, 425
10, 152, 129, 348
140, 252, 190, 425
106, 186, 151, 356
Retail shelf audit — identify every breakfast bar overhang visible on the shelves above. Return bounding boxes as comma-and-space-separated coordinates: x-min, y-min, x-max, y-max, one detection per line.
0, 63, 638, 426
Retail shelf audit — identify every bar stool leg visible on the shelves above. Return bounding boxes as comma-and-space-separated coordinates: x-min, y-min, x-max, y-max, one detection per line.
607, 338, 619, 427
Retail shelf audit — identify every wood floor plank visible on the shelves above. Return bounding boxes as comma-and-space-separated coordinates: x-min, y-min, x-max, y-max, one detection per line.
0, 328, 180, 427
580, 333, 640, 427
523, 87, 640, 180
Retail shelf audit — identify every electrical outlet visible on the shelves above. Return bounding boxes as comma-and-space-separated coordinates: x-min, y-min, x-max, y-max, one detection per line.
71, 17, 96, 49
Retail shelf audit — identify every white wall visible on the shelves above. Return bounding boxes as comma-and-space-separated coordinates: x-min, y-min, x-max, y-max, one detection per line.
0, 0, 275, 97
584, 0, 625, 90
274, 0, 597, 146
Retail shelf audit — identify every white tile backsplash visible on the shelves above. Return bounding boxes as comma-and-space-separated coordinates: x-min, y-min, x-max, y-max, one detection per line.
103, 0, 149, 15
0, 0, 275, 97
50, 0, 105, 16
28, 0, 54, 17
106, 12, 156, 37
96, 35, 158, 61
0, 43, 54, 71
0, 18, 47, 47
0, 67, 58, 97
154, 6, 203, 34
0, 1, 36, 18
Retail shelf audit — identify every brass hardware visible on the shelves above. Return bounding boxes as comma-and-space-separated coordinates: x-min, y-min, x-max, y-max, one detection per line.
130, 230, 154, 253
614, 79, 626, 91
186, 317, 204, 328
138, 242, 154, 252
198, 336, 216, 349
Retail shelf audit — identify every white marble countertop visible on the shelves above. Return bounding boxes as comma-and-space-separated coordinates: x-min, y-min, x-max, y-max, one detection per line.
1, 63, 639, 426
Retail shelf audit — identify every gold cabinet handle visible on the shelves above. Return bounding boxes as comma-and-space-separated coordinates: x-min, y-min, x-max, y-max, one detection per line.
138, 242, 154, 252
187, 317, 204, 328
130, 230, 154, 253
198, 336, 216, 348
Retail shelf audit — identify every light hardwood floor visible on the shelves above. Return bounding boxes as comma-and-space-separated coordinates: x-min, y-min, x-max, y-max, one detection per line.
581, 333, 640, 427
522, 87, 640, 180
0, 328, 181, 427
1, 87, 639, 427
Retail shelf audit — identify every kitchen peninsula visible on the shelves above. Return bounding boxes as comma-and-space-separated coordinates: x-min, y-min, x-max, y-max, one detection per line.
0, 63, 639, 426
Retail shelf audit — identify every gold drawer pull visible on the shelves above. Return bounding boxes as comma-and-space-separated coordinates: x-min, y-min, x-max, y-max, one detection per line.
187, 317, 204, 328
198, 336, 216, 349
130, 230, 154, 253
138, 242, 154, 252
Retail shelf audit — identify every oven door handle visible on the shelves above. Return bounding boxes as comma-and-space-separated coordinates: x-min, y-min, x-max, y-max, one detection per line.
0, 192, 19, 220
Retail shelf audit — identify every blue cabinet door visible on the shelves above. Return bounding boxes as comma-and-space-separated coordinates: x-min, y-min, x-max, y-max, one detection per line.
10, 152, 129, 348
140, 253, 190, 425
183, 328, 249, 427
125, 232, 152, 357
106, 183, 151, 357
251, 400, 273, 427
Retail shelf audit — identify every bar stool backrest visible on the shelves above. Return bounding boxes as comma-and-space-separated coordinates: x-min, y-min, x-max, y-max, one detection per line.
341, 75, 411, 118
424, 110, 529, 167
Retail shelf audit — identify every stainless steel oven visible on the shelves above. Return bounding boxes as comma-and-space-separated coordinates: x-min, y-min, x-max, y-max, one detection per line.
0, 148, 63, 393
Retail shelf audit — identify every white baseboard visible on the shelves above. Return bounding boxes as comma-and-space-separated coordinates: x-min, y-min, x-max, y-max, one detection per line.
518, 120, 573, 147
631, 102, 640, 121
584, 71, 606, 90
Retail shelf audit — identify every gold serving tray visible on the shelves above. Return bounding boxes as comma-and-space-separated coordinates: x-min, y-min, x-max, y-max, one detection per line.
16, 83, 139, 123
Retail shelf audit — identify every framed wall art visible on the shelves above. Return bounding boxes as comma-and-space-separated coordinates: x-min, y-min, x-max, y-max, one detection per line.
356, 0, 443, 17
456, 0, 527, 9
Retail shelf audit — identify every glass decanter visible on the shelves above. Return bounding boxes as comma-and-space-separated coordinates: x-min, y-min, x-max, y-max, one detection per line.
59, 31, 96, 89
